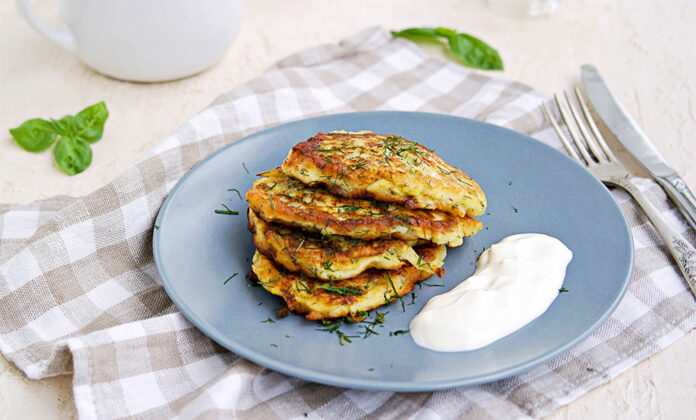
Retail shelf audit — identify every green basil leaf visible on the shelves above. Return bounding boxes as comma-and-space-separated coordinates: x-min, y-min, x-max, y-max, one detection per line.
447, 33, 504, 70
9, 118, 58, 152
391, 27, 440, 38
51, 115, 75, 136
72, 101, 109, 143
54, 137, 93, 175
434, 27, 457, 38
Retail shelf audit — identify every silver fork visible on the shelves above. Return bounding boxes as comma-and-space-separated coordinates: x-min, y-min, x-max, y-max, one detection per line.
542, 88, 696, 299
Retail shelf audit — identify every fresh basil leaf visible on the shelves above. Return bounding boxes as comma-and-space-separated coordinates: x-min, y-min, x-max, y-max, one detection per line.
72, 101, 109, 143
391, 27, 440, 38
9, 118, 58, 152
54, 137, 92, 175
51, 115, 75, 136
392, 26, 504, 71
448, 33, 503, 70
434, 27, 457, 38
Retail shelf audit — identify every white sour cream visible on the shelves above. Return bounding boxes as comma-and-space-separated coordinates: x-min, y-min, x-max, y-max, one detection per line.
410, 233, 573, 352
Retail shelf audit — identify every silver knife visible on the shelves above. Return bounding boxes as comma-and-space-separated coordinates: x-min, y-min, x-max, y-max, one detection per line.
581, 64, 696, 231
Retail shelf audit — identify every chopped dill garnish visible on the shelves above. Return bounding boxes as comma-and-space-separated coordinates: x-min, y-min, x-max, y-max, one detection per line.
295, 239, 305, 253
316, 318, 359, 345
261, 317, 275, 324
214, 203, 239, 215
294, 277, 313, 294
285, 334, 293, 338
559, 287, 569, 293
336, 330, 356, 345
322, 258, 334, 271
227, 187, 243, 200
353, 310, 370, 321
268, 193, 275, 210
313, 311, 392, 345
242, 162, 250, 174
223, 272, 239, 285
270, 343, 278, 348
385, 272, 397, 294
389, 329, 410, 336
437, 165, 454, 175
511, 205, 518, 213
360, 325, 380, 338
154, 225, 160, 229
319, 318, 343, 332
336, 205, 361, 214
384, 272, 405, 311
257, 278, 282, 286
348, 161, 367, 170
316, 284, 363, 296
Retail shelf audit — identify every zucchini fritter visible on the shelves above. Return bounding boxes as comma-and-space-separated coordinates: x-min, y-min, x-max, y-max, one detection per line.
250, 243, 446, 320
281, 131, 487, 218
246, 169, 482, 247
248, 209, 444, 280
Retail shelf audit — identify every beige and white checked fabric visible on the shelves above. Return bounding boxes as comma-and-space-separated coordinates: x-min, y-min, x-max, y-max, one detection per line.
1, 27, 694, 419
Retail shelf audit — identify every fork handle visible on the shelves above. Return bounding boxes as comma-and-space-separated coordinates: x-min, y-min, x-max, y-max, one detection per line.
614, 178, 696, 298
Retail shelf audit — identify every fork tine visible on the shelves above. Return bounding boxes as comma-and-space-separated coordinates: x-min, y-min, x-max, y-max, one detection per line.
554, 93, 594, 165
563, 91, 607, 162
541, 102, 582, 162
574, 87, 618, 162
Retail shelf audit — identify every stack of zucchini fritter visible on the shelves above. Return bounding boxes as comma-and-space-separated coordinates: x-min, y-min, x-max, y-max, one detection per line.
246, 132, 486, 320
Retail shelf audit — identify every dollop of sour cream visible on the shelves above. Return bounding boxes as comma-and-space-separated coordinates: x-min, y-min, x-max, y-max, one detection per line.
410, 233, 573, 352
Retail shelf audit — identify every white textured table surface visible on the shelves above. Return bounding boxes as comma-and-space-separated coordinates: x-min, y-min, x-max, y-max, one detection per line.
1, 0, 694, 418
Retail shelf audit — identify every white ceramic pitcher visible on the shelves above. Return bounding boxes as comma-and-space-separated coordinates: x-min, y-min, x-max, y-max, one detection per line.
16, 0, 244, 82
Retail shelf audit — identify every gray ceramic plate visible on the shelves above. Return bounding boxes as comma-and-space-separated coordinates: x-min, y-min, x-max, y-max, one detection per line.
153, 111, 633, 391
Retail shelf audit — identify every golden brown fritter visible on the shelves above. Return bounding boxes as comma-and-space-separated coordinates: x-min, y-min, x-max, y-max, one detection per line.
245, 169, 482, 247
248, 209, 444, 280
250, 243, 447, 320
281, 131, 487, 218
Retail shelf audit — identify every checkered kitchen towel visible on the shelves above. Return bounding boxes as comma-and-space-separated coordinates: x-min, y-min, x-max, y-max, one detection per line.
1, 27, 694, 419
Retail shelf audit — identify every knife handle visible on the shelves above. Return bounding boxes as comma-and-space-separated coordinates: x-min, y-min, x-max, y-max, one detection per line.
656, 175, 696, 232
615, 178, 696, 299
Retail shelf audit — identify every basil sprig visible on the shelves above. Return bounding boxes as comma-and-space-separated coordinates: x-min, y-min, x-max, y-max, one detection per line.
9, 102, 108, 175
8, 118, 57, 152
391, 27, 503, 70
53, 137, 93, 176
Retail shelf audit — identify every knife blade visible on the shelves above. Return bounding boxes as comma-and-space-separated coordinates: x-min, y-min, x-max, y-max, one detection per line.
581, 64, 696, 231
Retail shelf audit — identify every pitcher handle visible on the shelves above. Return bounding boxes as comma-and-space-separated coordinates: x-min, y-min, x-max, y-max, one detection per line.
16, 0, 78, 53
